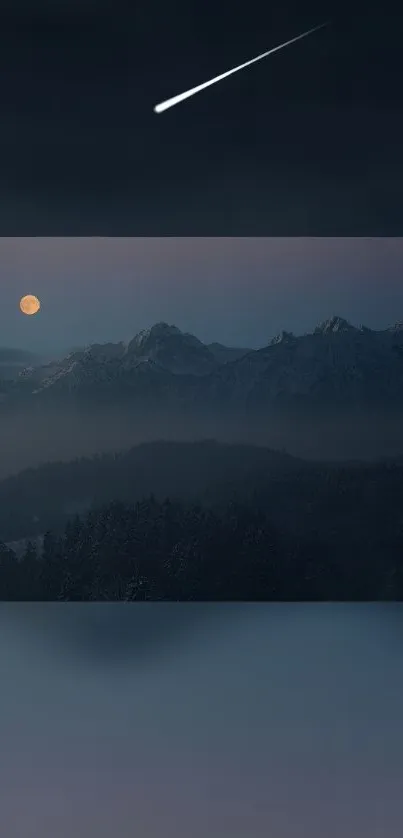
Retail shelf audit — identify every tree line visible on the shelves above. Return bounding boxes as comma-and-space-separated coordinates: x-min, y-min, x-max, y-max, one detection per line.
1, 495, 402, 601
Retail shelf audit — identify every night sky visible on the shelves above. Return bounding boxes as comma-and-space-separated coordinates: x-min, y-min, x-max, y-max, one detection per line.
1, 604, 403, 837
1, 237, 402, 354
0, 2, 401, 234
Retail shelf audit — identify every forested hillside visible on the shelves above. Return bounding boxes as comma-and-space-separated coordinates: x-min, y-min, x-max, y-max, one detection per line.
1, 441, 403, 601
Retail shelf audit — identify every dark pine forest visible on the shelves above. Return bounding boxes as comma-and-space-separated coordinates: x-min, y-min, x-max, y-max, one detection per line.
1, 442, 403, 601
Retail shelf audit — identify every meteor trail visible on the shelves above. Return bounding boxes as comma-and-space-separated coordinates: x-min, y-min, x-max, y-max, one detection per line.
153, 21, 330, 114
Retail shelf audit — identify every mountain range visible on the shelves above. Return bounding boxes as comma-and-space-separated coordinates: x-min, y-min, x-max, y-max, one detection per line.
3, 316, 403, 415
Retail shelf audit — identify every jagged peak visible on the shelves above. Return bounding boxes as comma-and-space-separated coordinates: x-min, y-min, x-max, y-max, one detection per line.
269, 330, 295, 346
130, 322, 182, 347
148, 321, 183, 336
314, 316, 357, 335
386, 321, 403, 332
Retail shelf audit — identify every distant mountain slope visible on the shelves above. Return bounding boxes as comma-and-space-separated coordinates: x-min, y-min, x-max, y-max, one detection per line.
12, 323, 225, 398
0, 440, 300, 543
2, 317, 403, 416
202, 316, 403, 412
206, 342, 252, 364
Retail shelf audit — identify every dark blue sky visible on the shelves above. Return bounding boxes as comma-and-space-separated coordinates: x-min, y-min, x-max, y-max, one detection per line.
0, 3, 401, 235
1, 238, 402, 354
1, 604, 403, 837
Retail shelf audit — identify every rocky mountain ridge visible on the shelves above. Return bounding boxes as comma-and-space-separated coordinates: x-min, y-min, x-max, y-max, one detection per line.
3, 317, 403, 413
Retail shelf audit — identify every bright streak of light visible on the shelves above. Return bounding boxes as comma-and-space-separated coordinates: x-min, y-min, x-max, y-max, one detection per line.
153, 22, 330, 113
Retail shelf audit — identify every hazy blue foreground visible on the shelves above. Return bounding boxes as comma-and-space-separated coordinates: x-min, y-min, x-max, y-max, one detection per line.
1, 604, 402, 837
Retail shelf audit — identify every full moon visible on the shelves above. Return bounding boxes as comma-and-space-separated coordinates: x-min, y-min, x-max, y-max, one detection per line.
20, 294, 41, 316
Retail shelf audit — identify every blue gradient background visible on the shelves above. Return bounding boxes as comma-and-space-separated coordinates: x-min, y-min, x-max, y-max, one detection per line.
1, 604, 402, 837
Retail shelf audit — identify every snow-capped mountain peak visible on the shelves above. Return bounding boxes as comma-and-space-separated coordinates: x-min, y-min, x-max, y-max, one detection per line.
128, 322, 183, 351
314, 316, 357, 335
124, 322, 217, 376
6, 316, 403, 412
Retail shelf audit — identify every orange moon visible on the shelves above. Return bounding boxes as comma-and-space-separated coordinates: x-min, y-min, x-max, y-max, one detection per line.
20, 294, 41, 316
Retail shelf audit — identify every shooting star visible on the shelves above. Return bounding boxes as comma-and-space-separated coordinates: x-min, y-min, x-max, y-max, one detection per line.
154, 21, 330, 113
